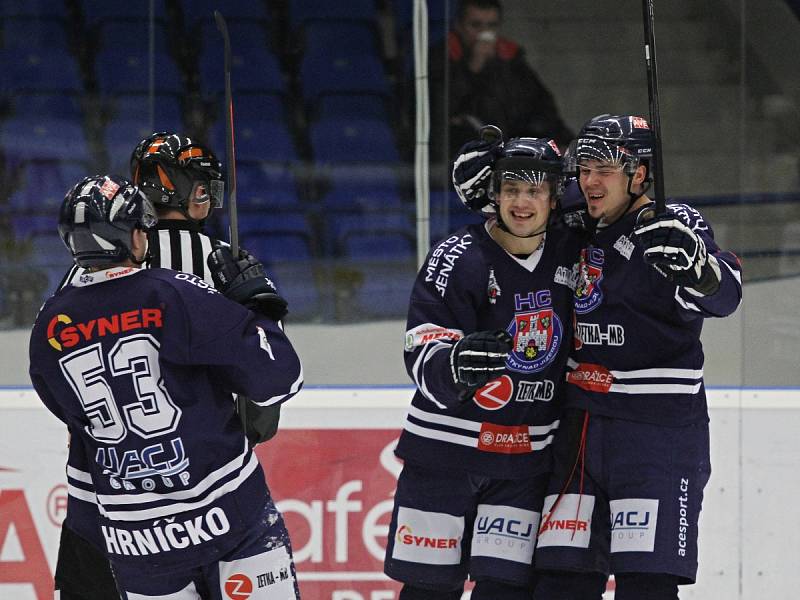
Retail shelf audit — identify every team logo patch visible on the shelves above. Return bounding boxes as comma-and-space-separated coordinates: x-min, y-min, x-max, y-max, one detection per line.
477, 423, 531, 454
224, 574, 253, 599
574, 247, 605, 314
566, 362, 614, 393
471, 504, 539, 564
610, 498, 659, 553
506, 309, 563, 374
392, 507, 463, 565
473, 375, 513, 410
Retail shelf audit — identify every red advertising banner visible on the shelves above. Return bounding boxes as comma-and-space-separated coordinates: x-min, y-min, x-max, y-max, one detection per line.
257, 429, 404, 600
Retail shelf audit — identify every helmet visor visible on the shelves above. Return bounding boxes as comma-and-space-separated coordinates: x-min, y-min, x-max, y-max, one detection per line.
190, 179, 225, 208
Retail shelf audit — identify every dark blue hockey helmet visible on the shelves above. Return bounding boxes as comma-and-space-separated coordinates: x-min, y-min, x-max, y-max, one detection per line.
58, 175, 157, 268
490, 137, 564, 204
572, 114, 653, 177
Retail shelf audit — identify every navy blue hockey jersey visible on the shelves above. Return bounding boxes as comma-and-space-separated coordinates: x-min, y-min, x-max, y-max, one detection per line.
395, 220, 585, 479
565, 202, 742, 425
29, 266, 303, 573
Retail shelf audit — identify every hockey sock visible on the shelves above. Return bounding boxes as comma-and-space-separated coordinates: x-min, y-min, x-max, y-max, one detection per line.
614, 573, 680, 600
472, 579, 532, 600
532, 570, 607, 600
399, 584, 463, 600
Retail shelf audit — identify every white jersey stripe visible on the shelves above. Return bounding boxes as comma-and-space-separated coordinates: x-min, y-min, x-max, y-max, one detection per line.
67, 465, 93, 484
102, 452, 260, 521
179, 229, 193, 273
403, 419, 477, 447
408, 404, 559, 437
68, 484, 97, 503
567, 359, 703, 381
199, 233, 214, 284
609, 382, 703, 395
97, 440, 250, 506
157, 230, 173, 270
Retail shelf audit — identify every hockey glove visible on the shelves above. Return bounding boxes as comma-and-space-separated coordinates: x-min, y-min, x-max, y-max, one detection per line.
633, 211, 722, 296
208, 247, 289, 321
558, 179, 597, 234
450, 330, 513, 397
452, 137, 503, 212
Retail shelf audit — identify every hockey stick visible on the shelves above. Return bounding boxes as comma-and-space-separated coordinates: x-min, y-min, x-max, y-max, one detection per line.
214, 10, 239, 255
642, 0, 666, 215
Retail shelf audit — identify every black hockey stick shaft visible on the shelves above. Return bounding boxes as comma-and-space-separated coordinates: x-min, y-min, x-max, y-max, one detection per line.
642, 0, 666, 215
214, 10, 239, 255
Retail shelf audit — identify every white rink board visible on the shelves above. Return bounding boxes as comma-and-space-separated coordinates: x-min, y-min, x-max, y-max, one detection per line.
1, 387, 799, 600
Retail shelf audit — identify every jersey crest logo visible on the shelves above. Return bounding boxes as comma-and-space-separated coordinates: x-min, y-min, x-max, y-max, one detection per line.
506, 309, 563, 373
574, 247, 605, 314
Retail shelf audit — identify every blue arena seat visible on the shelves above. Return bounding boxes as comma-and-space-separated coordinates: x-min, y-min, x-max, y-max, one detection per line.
208, 119, 297, 162
352, 262, 416, 319
309, 118, 398, 163
107, 92, 184, 128
236, 161, 300, 209
95, 20, 168, 54
10, 91, 82, 120
185, 0, 267, 20
289, 0, 378, 29
78, 0, 165, 20
326, 210, 413, 256
0, 17, 69, 49
95, 49, 183, 93
240, 231, 312, 263
313, 93, 389, 121
0, 118, 90, 161
300, 54, 389, 104
0, 50, 82, 92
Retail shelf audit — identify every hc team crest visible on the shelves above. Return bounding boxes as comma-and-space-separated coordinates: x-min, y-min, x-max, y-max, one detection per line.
574, 247, 605, 314
506, 302, 563, 373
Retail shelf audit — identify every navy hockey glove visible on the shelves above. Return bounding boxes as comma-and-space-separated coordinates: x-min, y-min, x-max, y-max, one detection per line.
450, 330, 513, 397
452, 137, 503, 212
633, 211, 722, 295
208, 247, 289, 321
558, 179, 597, 234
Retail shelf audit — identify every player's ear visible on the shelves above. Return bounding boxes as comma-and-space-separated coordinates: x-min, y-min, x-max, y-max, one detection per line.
632, 164, 647, 186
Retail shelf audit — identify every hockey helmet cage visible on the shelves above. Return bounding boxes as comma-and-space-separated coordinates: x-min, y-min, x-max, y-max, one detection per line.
574, 114, 653, 176
130, 131, 224, 211
58, 175, 157, 268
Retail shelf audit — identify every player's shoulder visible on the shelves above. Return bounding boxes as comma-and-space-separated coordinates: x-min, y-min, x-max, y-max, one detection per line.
426, 223, 487, 269
143, 268, 221, 298
419, 223, 490, 295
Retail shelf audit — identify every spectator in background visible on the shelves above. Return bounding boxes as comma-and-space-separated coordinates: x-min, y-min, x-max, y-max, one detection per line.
428, 0, 574, 167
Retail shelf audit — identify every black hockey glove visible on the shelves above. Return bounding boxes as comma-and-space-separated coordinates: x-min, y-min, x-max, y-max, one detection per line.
633, 211, 722, 296
452, 137, 503, 212
558, 179, 597, 234
450, 330, 513, 397
208, 247, 289, 321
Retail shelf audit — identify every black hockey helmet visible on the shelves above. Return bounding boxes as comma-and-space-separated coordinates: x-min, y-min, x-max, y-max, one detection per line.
571, 114, 653, 177
488, 137, 564, 209
130, 131, 224, 214
58, 175, 157, 268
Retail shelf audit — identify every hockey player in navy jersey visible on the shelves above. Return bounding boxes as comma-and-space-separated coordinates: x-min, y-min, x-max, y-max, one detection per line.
53, 133, 288, 599
30, 175, 303, 599
532, 115, 743, 600
383, 134, 585, 599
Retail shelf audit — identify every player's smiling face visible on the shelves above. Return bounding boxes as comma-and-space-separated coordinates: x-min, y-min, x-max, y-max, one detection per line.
496, 179, 553, 238
579, 159, 647, 224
